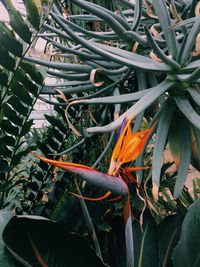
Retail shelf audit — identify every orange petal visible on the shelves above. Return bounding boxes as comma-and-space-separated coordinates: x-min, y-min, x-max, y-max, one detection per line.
108, 120, 131, 175
118, 128, 152, 164
70, 191, 112, 201
123, 166, 151, 172
33, 153, 93, 170
110, 120, 131, 162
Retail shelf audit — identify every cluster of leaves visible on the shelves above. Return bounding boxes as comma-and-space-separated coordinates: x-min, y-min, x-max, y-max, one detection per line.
2, 197, 200, 267
23, 0, 200, 199
0, 0, 200, 266
0, 0, 48, 208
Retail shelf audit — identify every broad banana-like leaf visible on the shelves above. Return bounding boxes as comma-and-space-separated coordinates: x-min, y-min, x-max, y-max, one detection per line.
133, 212, 159, 267
172, 199, 200, 267
0, 210, 20, 267
132, 212, 182, 267
2, 215, 107, 267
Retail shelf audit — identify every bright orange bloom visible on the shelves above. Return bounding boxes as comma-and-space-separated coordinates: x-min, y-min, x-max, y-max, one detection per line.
108, 119, 154, 176
34, 119, 154, 202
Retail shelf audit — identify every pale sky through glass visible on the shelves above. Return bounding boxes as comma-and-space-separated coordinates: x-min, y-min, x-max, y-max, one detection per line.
0, 0, 26, 21
0, 2, 9, 22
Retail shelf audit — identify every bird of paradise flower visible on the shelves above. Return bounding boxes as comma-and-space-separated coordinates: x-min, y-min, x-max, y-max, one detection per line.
33, 118, 154, 267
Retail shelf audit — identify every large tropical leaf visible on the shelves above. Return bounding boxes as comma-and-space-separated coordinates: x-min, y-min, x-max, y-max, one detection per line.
2, 215, 107, 267
172, 199, 200, 267
0, 210, 20, 267
132, 212, 183, 267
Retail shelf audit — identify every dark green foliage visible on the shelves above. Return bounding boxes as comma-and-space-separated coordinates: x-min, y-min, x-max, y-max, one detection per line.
173, 199, 200, 267
0, 1, 199, 266
2, 215, 107, 267
0, 0, 46, 207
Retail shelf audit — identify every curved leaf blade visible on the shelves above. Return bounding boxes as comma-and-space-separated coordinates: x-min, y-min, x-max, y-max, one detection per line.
152, 101, 175, 196
169, 117, 191, 198
172, 199, 200, 267
175, 96, 200, 130
152, 0, 178, 57
86, 79, 175, 133
2, 215, 107, 267
158, 214, 183, 267
4, 0, 31, 43
23, 0, 40, 30
0, 210, 20, 267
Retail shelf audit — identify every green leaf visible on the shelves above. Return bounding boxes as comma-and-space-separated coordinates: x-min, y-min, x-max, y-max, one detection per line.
4, 0, 31, 43
1, 120, 19, 136
86, 79, 175, 133
168, 119, 181, 168
0, 144, 12, 158
132, 212, 183, 267
48, 137, 60, 151
52, 14, 118, 41
152, 101, 175, 190
25, 56, 93, 73
8, 96, 29, 117
69, 90, 150, 106
23, 0, 40, 30
187, 88, 200, 107
131, 0, 142, 31
20, 120, 33, 136
0, 135, 16, 147
169, 116, 191, 198
0, 210, 20, 267
3, 104, 23, 126
50, 13, 172, 72
175, 96, 200, 130
158, 214, 183, 267
152, 0, 178, 57
10, 80, 33, 106
0, 159, 11, 173
170, 17, 197, 29
0, 44, 15, 71
144, 26, 181, 70
177, 67, 200, 83
51, 128, 65, 143
89, 41, 171, 72
133, 212, 159, 267
190, 125, 200, 171
15, 69, 39, 96
2, 215, 107, 267
0, 71, 8, 87
20, 62, 44, 85
0, 22, 23, 57
45, 115, 67, 133
11, 148, 33, 166
172, 199, 200, 267
179, 16, 200, 65
64, 0, 128, 41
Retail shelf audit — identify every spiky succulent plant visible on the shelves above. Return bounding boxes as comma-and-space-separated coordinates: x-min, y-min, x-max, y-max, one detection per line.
24, 0, 200, 198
